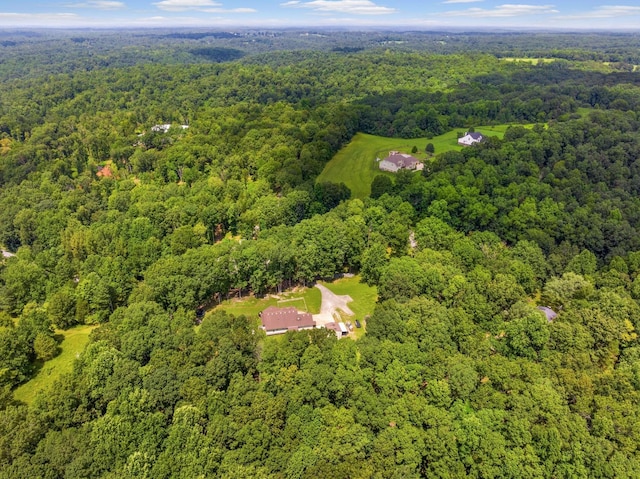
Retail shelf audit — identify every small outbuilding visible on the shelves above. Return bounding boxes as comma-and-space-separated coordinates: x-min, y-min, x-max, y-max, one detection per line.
96, 164, 114, 179
324, 322, 342, 338
338, 322, 348, 336
322, 321, 349, 338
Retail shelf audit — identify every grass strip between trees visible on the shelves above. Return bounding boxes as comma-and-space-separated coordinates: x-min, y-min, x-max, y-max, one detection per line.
13, 324, 98, 404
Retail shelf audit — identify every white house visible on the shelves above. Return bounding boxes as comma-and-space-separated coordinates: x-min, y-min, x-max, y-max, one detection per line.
458, 132, 484, 146
151, 124, 189, 133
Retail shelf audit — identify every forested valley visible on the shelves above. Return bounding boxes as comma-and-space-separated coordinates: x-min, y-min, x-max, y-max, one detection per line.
2, 30, 640, 478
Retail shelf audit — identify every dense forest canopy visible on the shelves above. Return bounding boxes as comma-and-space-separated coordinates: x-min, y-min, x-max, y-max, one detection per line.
2, 29, 640, 478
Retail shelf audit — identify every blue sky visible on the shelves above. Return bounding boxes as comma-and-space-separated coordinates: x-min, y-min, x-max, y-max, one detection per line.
1, 1, 639, 29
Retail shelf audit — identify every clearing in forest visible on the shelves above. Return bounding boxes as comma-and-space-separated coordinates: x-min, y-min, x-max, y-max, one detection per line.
213, 286, 322, 320
13, 324, 98, 404
210, 276, 377, 340
317, 126, 511, 199
500, 57, 556, 65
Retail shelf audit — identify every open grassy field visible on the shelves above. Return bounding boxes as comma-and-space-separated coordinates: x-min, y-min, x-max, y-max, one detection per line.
13, 324, 97, 404
211, 286, 324, 345
213, 286, 322, 320
317, 125, 513, 199
500, 57, 556, 65
317, 133, 416, 199
318, 275, 377, 339
501, 57, 640, 73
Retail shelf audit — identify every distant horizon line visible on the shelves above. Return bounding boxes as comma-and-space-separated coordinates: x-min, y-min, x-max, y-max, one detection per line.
1, 26, 640, 33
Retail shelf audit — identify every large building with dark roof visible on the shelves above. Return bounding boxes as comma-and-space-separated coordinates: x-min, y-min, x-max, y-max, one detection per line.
260, 306, 316, 335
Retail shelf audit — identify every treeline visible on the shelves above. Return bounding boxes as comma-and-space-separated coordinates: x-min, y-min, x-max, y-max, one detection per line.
3, 31, 640, 83
355, 65, 640, 139
3, 51, 639, 166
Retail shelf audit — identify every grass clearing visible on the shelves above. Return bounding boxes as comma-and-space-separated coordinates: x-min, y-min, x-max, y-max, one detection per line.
213, 286, 322, 319
575, 107, 593, 118
317, 133, 412, 199
276, 296, 309, 312
210, 276, 377, 340
205, 288, 322, 346
318, 125, 516, 199
500, 57, 556, 65
13, 324, 97, 404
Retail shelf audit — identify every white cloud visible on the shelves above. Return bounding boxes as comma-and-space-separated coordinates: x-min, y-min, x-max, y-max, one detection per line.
63, 1, 125, 9
442, 0, 484, 4
154, 0, 219, 10
0, 12, 83, 26
281, 0, 396, 15
153, 0, 255, 13
0, 13, 78, 19
558, 5, 640, 19
444, 4, 557, 17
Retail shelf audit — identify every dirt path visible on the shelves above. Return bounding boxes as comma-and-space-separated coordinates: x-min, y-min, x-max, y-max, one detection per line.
315, 284, 354, 317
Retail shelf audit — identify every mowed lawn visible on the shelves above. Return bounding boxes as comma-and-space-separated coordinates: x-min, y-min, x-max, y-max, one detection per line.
500, 57, 556, 65
13, 324, 98, 404
211, 286, 327, 344
212, 286, 322, 320
318, 126, 513, 199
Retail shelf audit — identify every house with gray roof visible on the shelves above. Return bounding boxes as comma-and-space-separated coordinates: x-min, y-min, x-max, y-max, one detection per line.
378, 151, 423, 173
537, 306, 558, 323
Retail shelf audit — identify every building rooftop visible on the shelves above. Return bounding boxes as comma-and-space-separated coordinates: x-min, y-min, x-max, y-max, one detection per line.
537, 306, 557, 322
383, 152, 420, 168
260, 306, 315, 332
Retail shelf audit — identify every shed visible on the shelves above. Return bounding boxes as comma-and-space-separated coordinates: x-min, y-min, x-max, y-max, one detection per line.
338, 322, 348, 336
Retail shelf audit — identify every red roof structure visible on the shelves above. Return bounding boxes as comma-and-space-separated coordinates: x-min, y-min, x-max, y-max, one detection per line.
260, 306, 316, 335
96, 165, 114, 178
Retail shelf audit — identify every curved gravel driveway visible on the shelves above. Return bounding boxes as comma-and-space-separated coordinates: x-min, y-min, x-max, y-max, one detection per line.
315, 283, 354, 317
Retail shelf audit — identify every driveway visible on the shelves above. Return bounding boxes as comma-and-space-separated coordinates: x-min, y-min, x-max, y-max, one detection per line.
313, 284, 354, 326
